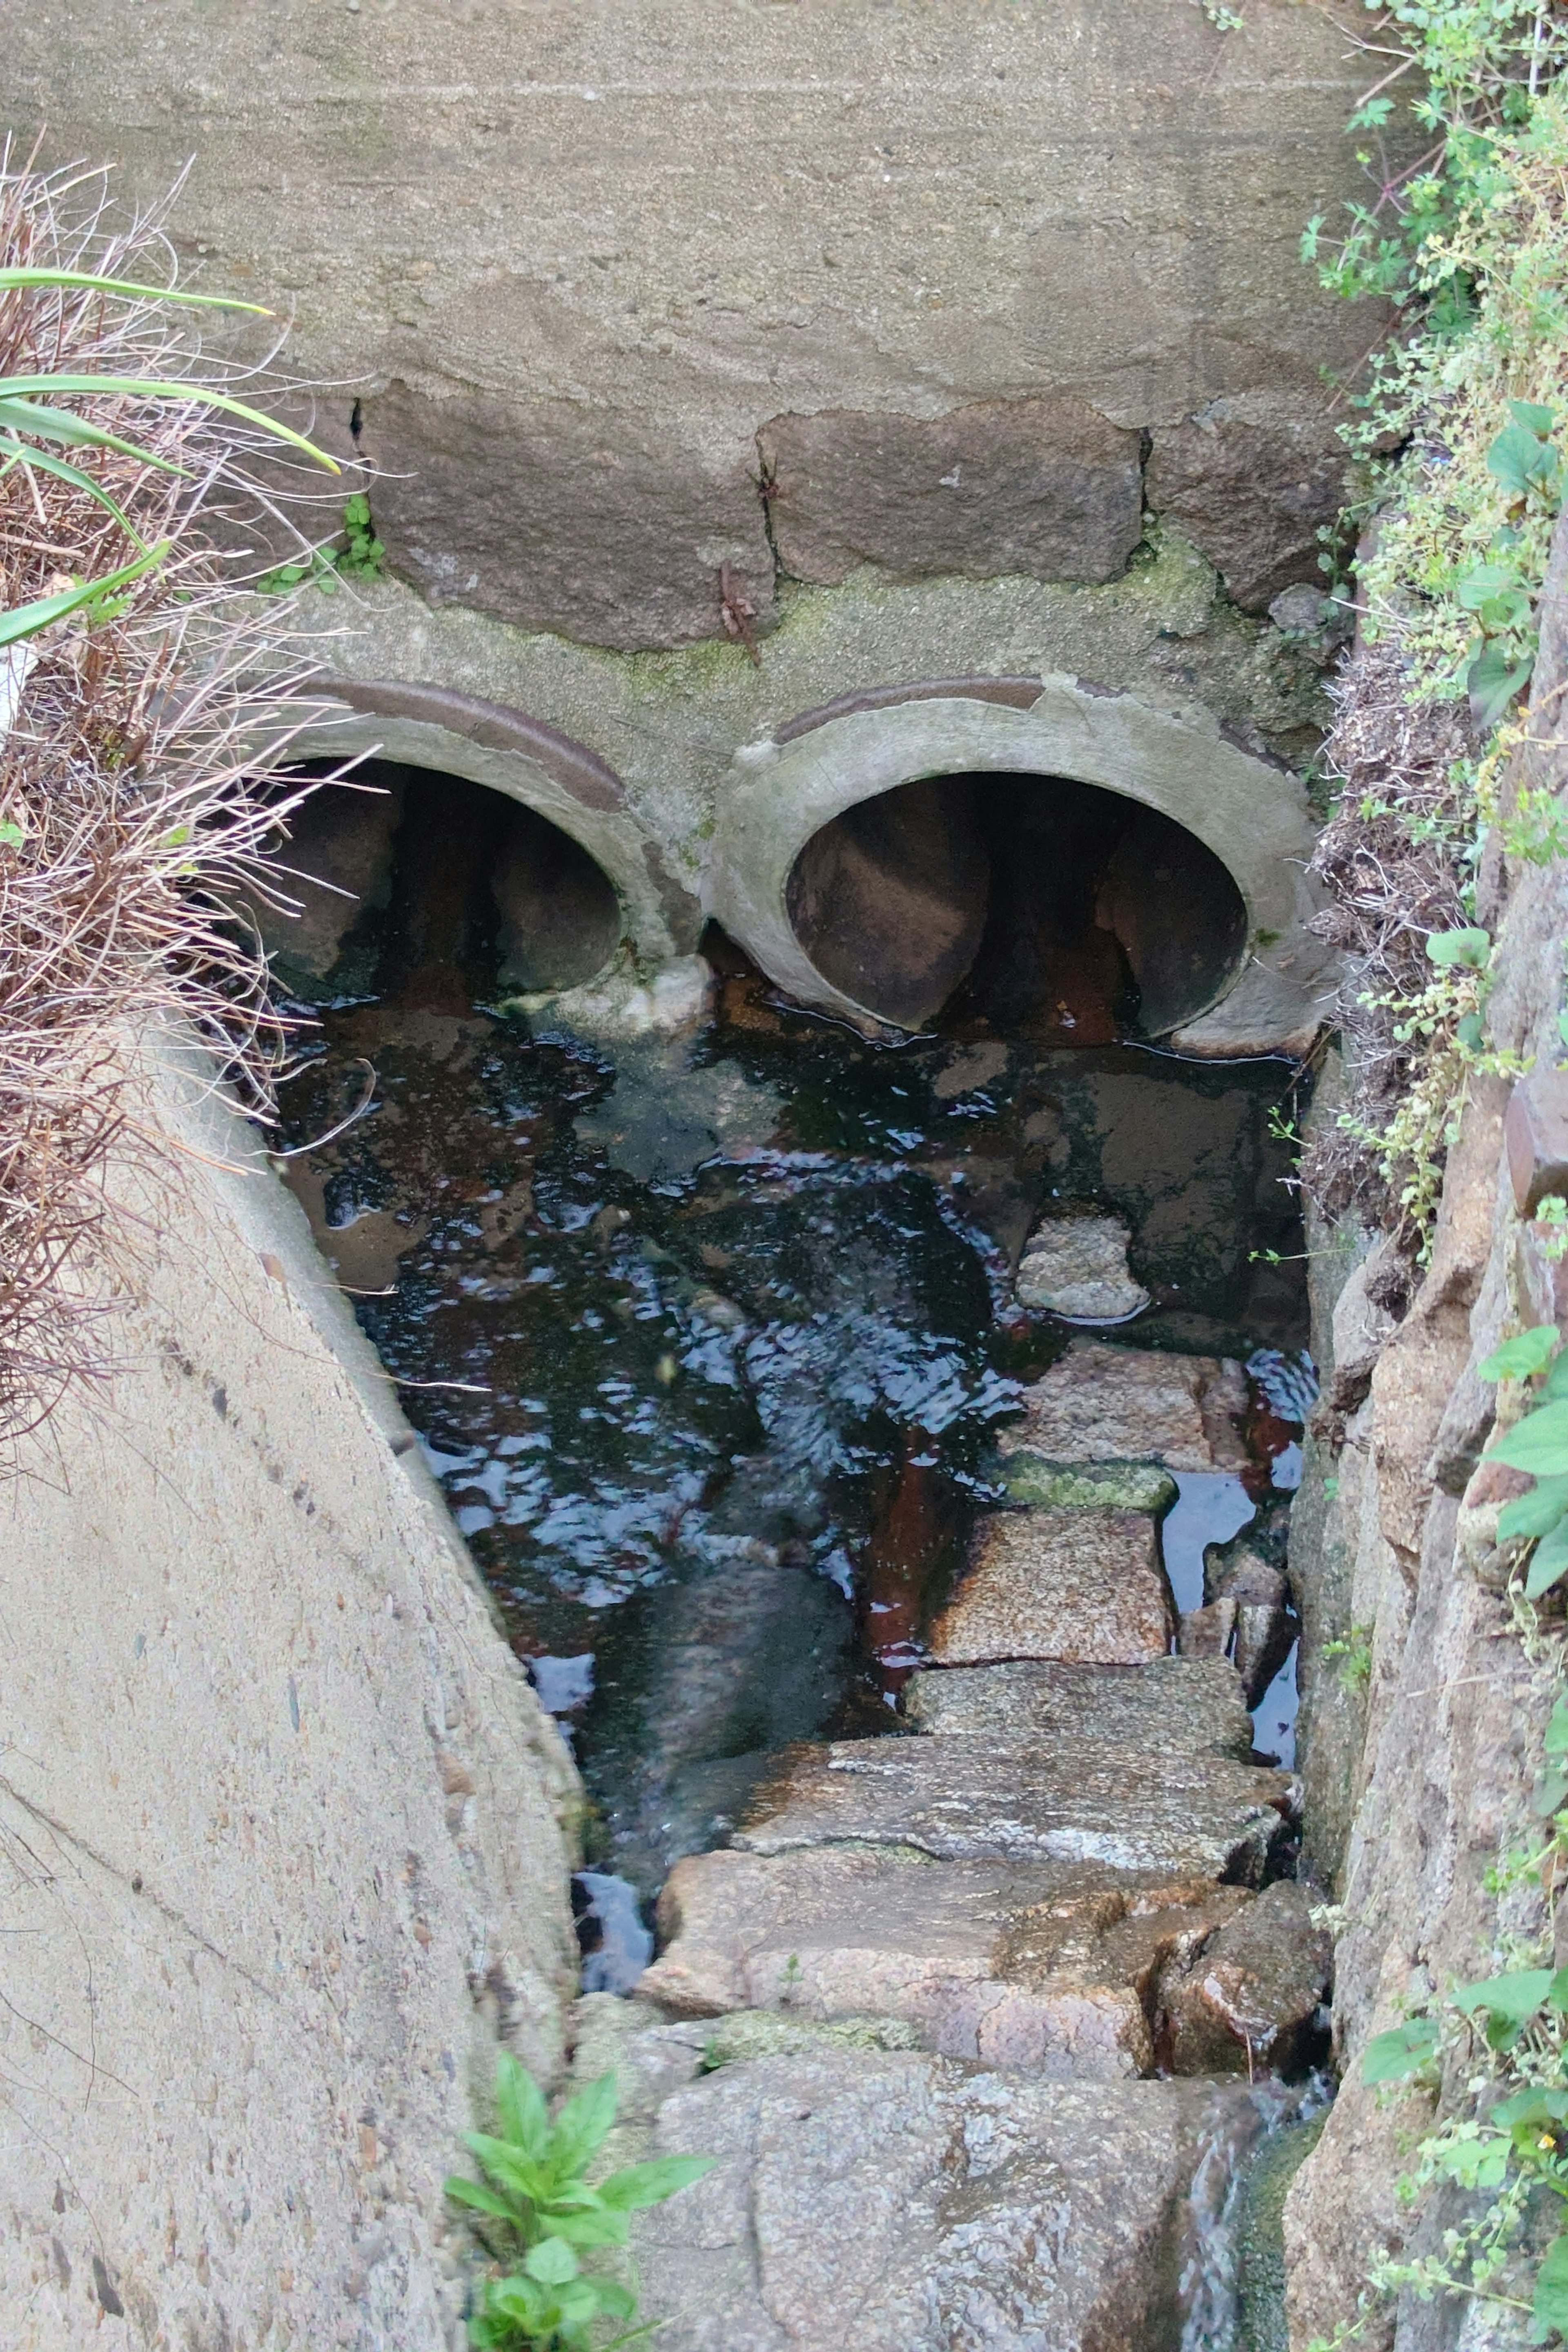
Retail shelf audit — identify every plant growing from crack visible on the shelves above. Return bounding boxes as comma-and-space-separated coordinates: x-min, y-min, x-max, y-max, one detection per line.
257, 488, 385, 595
445, 2053, 713, 2351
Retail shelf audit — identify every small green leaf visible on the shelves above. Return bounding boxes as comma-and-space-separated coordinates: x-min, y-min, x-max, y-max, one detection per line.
1493, 1402, 1568, 1477
1545, 1695, 1568, 1757
1453, 1968, 1554, 2048
1468, 638, 1536, 726
1531, 1764, 1568, 1818
1535, 2232, 1568, 2334
1363, 2015, 1439, 2082
596, 2154, 718, 2209
1479, 1327, 1560, 1383
0, 820, 22, 849
444, 2174, 519, 2224
1511, 399, 1559, 437
1526, 1515, 1568, 1599
1488, 419, 1560, 500
1497, 1474, 1568, 1542
1426, 925, 1492, 969
538, 2205, 631, 2247
547, 2071, 619, 2180
1542, 1348, 1568, 1401
524, 2236, 580, 2287
495, 2050, 550, 2162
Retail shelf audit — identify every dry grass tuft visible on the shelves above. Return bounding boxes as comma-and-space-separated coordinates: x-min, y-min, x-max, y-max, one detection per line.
0, 159, 338, 1459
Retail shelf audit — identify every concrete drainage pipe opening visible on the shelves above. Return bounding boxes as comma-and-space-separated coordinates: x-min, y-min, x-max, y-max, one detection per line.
256, 758, 624, 1005
784, 770, 1250, 1040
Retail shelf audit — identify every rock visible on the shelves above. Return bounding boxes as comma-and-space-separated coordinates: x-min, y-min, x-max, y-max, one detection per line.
255, 769, 406, 978
1015, 1210, 1151, 1323
929, 1506, 1174, 1666
759, 398, 1143, 589
1000, 1453, 1177, 1513
1504, 1062, 1568, 1215
1146, 392, 1351, 613
364, 380, 776, 651
903, 1657, 1254, 1757
735, 1733, 1295, 1882
1157, 1882, 1332, 2074
1002, 1340, 1250, 1472
1203, 1540, 1300, 1707
702, 2009, 924, 2065
522, 953, 715, 1041
628, 2048, 1259, 2352
1177, 1596, 1238, 1662
642, 1842, 1256, 2078
491, 799, 624, 991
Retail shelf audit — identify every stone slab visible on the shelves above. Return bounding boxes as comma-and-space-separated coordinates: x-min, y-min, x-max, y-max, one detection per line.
1000, 1452, 1177, 1514
641, 1842, 1258, 2081
903, 1657, 1254, 1758
1016, 1209, 1151, 1322
1002, 1339, 1250, 1471
628, 2049, 1260, 2352
1145, 391, 1351, 612
759, 398, 1143, 588
929, 1506, 1174, 1665
735, 1734, 1295, 1881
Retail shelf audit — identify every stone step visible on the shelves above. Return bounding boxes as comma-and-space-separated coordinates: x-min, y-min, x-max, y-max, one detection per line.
1002, 1338, 1250, 1471
640, 1841, 1264, 2078
928, 1504, 1174, 1666
598, 2031, 1269, 2352
903, 1655, 1254, 1757
733, 1732, 1295, 1880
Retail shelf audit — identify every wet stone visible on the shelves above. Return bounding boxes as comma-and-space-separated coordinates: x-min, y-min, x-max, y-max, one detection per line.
929, 1506, 1174, 1666
1016, 1210, 1151, 1323
1000, 1453, 1176, 1513
735, 1733, 1295, 1882
642, 1842, 1266, 2081
903, 1656, 1254, 1758
1158, 1881, 1332, 2075
627, 2048, 1260, 2352
1003, 1339, 1250, 1472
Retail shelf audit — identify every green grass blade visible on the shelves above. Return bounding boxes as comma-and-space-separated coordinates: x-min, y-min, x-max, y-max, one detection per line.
0, 266, 272, 312
0, 395, 187, 474
0, 543, 169, 649
0, 438, 147, 543
0, 376, 337, 468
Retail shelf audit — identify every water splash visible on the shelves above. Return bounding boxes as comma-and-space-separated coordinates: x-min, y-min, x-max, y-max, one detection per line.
1178, 2074, 1332, 2350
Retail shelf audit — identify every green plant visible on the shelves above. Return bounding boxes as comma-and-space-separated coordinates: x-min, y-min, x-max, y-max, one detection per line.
445, 2053, 713, 2351
256, 488, 385, 596
1325, 1625, 1376, 1690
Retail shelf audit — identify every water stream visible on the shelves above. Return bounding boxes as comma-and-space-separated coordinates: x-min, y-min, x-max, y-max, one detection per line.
273, 768, 1315, 1936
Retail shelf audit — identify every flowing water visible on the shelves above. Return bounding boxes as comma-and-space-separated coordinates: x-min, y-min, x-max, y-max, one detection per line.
274, 770, 1315, 1933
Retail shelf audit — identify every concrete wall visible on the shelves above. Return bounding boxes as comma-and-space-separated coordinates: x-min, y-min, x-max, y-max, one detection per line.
10, 0, 1388, 650
1, 1047, 581, 2350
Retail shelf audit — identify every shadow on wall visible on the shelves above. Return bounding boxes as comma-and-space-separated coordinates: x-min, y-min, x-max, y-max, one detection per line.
785, 771, 1249, 1039
256, 759, 624, 1006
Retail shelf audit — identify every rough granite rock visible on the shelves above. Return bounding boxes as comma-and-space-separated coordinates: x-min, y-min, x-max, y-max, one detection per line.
760, 399, 1144, 589
1002, 1340, 1250, 1471
903, 1656, 1254, 1757
1015, 1209, 1152, 1323
627, 2048, 1260, 2352
735, 1733, 1295, 1880
1158, 1880, 1332, 2074
929, 1506, 1175, 1666
641, 1841, 1260, 2078
1145, 391, 1351, 612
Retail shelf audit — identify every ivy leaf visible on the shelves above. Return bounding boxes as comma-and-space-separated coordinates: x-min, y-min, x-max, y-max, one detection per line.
1363, 2015, 1439, 2082
1497, 1474, 1568, 1543
1426, 926, 1492, 969
1493, 1402, 1568, 1477
1526, 1515, 1568, 1599
1535, 2232, 1568, 2334
1478, 1326, 1559, 1382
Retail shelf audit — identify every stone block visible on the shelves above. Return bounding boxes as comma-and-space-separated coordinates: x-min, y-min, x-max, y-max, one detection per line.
362, 382, 775, 652
929, 1507, 1174, 1666
1505, 1068, 1568, 1216
903, 1656, 1253, 1756
759, 398, 1143, 588
1016, 1210, 1151, 1322
1146, 392, 1350, 612
735, 1733, 1295, 1881
1002, 1340, 1250, 1471
630, 2049, 1260, 2352
1158, 1880, 1332, 2074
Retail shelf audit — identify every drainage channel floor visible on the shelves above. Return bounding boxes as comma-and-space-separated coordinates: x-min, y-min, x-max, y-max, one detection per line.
278, 896, 1313, 1937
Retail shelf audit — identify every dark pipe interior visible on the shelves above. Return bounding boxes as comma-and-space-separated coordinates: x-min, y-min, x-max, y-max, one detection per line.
786, 771, 1250, 1039
263, 759, 623, 1002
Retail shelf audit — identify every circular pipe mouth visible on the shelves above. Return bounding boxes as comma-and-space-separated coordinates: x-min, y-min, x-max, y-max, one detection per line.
259, 755, 624, 1001
785, 768, 1249, 1040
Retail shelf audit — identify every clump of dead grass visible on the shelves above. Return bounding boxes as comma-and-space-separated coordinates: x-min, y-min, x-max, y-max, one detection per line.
0, 159, 338, 1459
